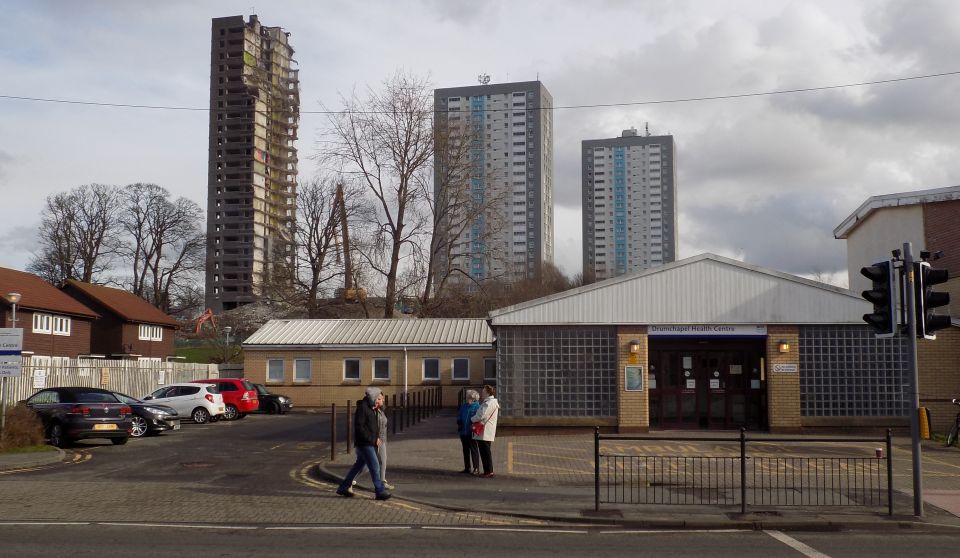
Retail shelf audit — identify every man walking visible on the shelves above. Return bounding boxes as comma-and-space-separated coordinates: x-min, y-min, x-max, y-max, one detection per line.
337, 387, 392, 501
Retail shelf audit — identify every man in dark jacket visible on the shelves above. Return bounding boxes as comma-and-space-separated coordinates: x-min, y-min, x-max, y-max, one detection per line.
337, 387, 392, 500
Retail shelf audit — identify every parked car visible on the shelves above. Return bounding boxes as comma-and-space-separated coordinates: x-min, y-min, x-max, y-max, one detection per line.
20, 387, 133, 448
193, 379, 259, 420
254, 383, 293, 415
143, 383, 225, 424
111, 392, 181, 437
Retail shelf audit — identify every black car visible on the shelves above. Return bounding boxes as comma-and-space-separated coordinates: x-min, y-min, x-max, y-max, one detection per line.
254, 384, 293, 414
20, 387, 133, 448
112, 392, 181, 438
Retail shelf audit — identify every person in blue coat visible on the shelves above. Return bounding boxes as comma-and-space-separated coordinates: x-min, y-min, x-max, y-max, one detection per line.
456, 389, 481, 474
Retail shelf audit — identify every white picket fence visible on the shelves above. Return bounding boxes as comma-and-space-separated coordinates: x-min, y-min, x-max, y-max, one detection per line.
0, 358, 218, 407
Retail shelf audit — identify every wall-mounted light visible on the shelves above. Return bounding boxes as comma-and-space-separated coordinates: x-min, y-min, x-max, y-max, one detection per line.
628, 340, 641, 354
778, 340, 790, 354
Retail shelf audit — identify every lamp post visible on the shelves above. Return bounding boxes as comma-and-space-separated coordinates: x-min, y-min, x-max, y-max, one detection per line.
2, 292, 21, 431
223, 326, 232, 364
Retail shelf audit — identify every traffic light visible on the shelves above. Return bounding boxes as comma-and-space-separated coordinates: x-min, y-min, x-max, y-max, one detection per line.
914, 261, 952, 339
860, 261, 896, 337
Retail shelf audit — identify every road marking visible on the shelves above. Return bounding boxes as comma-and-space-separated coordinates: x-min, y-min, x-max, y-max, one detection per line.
507, 442, 513, 473
423, 526, 589, 534
765, 530, 831, 558
97, 522, 258, 530
600, 529, 752, 534
0, 522, 90, 526
266, 526, 413, 530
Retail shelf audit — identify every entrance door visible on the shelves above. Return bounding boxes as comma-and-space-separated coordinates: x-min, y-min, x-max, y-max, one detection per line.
648, 339, 766, 430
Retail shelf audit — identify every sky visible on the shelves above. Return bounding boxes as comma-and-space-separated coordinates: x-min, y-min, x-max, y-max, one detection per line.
2, 0, 960, 289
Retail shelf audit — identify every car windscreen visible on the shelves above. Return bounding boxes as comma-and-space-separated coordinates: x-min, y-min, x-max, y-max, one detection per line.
255, 384, 268, 395
241, 380, 256, 391
74, 392, 120, 403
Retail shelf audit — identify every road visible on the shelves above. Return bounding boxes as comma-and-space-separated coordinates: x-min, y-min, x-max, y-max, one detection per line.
1, 523, 959, 557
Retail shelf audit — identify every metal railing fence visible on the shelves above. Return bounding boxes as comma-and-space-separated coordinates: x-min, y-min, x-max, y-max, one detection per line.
595, 428, 894, 515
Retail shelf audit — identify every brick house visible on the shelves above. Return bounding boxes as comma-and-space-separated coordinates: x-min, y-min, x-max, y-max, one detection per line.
242, 319, 496, 407
61, 280, 179, 361
0, 267, 98, 363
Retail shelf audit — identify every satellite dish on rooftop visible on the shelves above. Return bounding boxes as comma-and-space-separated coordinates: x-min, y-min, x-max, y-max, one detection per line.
478, 73, 491, 85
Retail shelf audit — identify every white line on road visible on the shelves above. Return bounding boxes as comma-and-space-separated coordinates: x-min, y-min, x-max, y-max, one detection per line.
765, 530, 832, 558
0, 522, 90, 526
600, 529, 753, 534
265, 526, 414, 530
97, 523, 258, 530
423, 526, 589, 534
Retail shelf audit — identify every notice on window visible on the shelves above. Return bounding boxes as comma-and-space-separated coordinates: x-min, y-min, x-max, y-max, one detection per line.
682, 356, 693, 369
751, 379, 761, 389
685, 379, 696, 389
624, 365, 643, 391
648, 374, 656, 390
709, 379, 720, 389
729, 364, 742, 375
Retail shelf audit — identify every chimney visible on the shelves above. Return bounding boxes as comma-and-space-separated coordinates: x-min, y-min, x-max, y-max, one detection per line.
622, 128, 638, 137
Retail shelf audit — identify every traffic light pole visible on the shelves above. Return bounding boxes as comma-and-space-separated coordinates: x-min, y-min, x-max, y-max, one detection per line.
902, 242, 924, 517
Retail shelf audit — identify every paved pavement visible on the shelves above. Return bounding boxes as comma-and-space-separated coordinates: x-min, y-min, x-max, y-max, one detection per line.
320, 409, 960, 531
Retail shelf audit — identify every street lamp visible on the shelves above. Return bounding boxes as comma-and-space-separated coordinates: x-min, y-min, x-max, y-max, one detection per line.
223, 326, 232, 363
6, 292, 21, 328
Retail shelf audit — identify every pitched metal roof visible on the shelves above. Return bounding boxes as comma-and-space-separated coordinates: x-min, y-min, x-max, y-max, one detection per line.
488, 253, 870, 326
0, 267, 98, 319
243, 318, 494, 347
63, 279, 179, 327
833, 184, 960, 239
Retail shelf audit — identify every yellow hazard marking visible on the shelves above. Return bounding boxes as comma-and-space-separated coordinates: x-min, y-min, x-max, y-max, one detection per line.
507, 442, 513, 474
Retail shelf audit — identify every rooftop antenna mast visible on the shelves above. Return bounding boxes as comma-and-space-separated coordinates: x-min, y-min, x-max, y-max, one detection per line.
645, 122, 651, 137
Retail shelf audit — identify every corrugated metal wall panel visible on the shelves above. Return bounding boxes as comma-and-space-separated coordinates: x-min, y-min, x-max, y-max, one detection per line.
243, 318, 494, 346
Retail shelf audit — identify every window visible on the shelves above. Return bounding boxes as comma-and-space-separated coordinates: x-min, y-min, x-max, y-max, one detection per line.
267, 359, 284, 383
52, 316, 71, 336
373, 358, 390, 381
483, 359, 497, 382
32, 313, 51, 334
452, 358, 470, 381
138, 324, 163, 341
294, 359, 311, 383
423, 358, 440, 381
343, 358, 361, 381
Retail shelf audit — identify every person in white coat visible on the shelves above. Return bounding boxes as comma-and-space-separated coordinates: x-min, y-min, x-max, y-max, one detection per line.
471, 384, 500, 478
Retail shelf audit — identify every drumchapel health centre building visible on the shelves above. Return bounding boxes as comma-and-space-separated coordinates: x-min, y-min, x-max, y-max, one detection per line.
487, 253, 929, 433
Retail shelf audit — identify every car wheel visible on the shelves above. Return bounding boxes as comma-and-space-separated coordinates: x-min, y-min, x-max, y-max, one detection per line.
223, 404, 238, 421
49, 423, 68, 448
111, 437, 129, 446
191, 407, 210, 424
130, 415, 149, 438
267, 402, 280, 415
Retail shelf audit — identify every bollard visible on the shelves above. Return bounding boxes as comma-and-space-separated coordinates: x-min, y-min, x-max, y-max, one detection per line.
330, 403, 337, 461
740, 427, 747, 515
392, 408, 398, 436
346, 400, 352, 455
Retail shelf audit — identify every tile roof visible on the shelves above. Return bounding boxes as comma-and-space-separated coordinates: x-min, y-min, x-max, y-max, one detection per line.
63, 279, 179, 327
244, 318, 494, 347
0, 267, 98, 318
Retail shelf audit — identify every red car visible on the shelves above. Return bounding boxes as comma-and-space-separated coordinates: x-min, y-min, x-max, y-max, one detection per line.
193, 379, 259, 420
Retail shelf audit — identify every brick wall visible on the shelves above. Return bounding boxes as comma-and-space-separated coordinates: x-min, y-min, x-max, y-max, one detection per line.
616, 326, 649, 432
767, 325, 800, 433
244, 347, 495, 408
15, 309, 93, 358
924, 200, 960, 316
918, 327, 960, 433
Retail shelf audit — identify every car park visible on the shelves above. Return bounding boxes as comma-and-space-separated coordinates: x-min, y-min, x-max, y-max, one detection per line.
253, 383, 293, 414
143, 383, 225, 424
111, 392, 181, 437
20, 387, 133, 448
193, 378, 259, 420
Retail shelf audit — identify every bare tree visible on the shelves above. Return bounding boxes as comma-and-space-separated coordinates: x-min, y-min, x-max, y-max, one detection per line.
28, 184, 121, 284
119, 183, 205, 313
319, 72, 434, 318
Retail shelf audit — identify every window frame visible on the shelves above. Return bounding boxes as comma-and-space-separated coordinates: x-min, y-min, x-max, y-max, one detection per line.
266, 359, 284, 383
32, 313, 52, 334
372, 358, 391, 382
138, 324, 163, 342
52, 316, 71, 336
422, 357, 440, 382
294, 358, 312, 383
343, 358, 361, 382
452, 357, 470, 382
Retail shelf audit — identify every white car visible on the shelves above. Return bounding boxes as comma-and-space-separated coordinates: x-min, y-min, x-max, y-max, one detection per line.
143, 383, 226, 424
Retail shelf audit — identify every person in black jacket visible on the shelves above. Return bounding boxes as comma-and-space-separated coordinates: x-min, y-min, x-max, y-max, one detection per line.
337, 387, 392, 500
